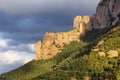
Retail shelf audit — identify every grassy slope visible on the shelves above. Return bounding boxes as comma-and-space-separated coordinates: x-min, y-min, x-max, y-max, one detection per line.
33, 26, 120, 80
0, 26, 120, 80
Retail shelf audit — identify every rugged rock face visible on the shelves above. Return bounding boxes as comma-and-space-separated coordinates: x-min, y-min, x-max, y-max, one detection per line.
91, 0, 120, 29
34, 0, 120, 60
73, 16, 91, 35
35, 16, 91, 60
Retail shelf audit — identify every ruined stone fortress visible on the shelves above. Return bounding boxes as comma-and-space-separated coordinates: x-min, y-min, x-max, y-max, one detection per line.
34, 16, 91, 60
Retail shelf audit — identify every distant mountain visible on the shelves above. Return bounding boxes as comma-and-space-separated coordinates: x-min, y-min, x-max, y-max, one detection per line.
0, 0, 120, 80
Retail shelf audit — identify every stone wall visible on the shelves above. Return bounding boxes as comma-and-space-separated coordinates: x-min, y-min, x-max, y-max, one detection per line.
34, 16, 91, 60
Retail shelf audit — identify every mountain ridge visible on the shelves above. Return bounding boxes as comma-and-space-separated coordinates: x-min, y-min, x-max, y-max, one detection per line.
34, 0, 120, 60
0, 0, 120, 80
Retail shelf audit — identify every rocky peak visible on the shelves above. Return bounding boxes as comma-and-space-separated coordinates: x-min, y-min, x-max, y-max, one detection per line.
91, 0, 120, 29
34, 0, 120, 60
73, 16, 91, 35
34, 16, 91, 60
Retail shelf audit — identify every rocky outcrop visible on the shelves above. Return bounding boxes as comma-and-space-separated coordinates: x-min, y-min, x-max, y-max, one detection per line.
107, 50, 118, 58
97, 40, 104, 46
35, 16, 91, 60
98, 52, 106, 57
34, 0, 120, 60
73, 16, 91, 35
70, 77, 77, 80
91, 0, 120, 29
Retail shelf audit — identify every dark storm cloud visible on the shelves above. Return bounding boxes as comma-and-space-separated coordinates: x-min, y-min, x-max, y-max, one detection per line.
0, 0, 99, 45
0, 0, 98, 15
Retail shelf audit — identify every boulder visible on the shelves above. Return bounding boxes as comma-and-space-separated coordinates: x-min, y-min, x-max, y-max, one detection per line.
70, 77, 77, 80
98, 52, 106, 57
93, 48, 99, 52
97, 40, 104, 46
107, 50, 118, 58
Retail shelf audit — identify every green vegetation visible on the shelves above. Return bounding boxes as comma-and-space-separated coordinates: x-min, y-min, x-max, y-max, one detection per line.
0, 26, 120, 80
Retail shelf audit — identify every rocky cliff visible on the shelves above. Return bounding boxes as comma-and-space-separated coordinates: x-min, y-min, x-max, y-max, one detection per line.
35, 16, 91, 60
34, 0, 120, 60
91, 0, 120, 29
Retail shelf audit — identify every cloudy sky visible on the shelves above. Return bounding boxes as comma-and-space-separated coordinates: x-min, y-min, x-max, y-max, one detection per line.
0, 0, 99, 74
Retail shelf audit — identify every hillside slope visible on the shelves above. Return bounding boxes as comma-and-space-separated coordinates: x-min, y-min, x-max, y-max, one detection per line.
1, 0, 120, 80
0, 26, 120, 80
32, 26, 120, 80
